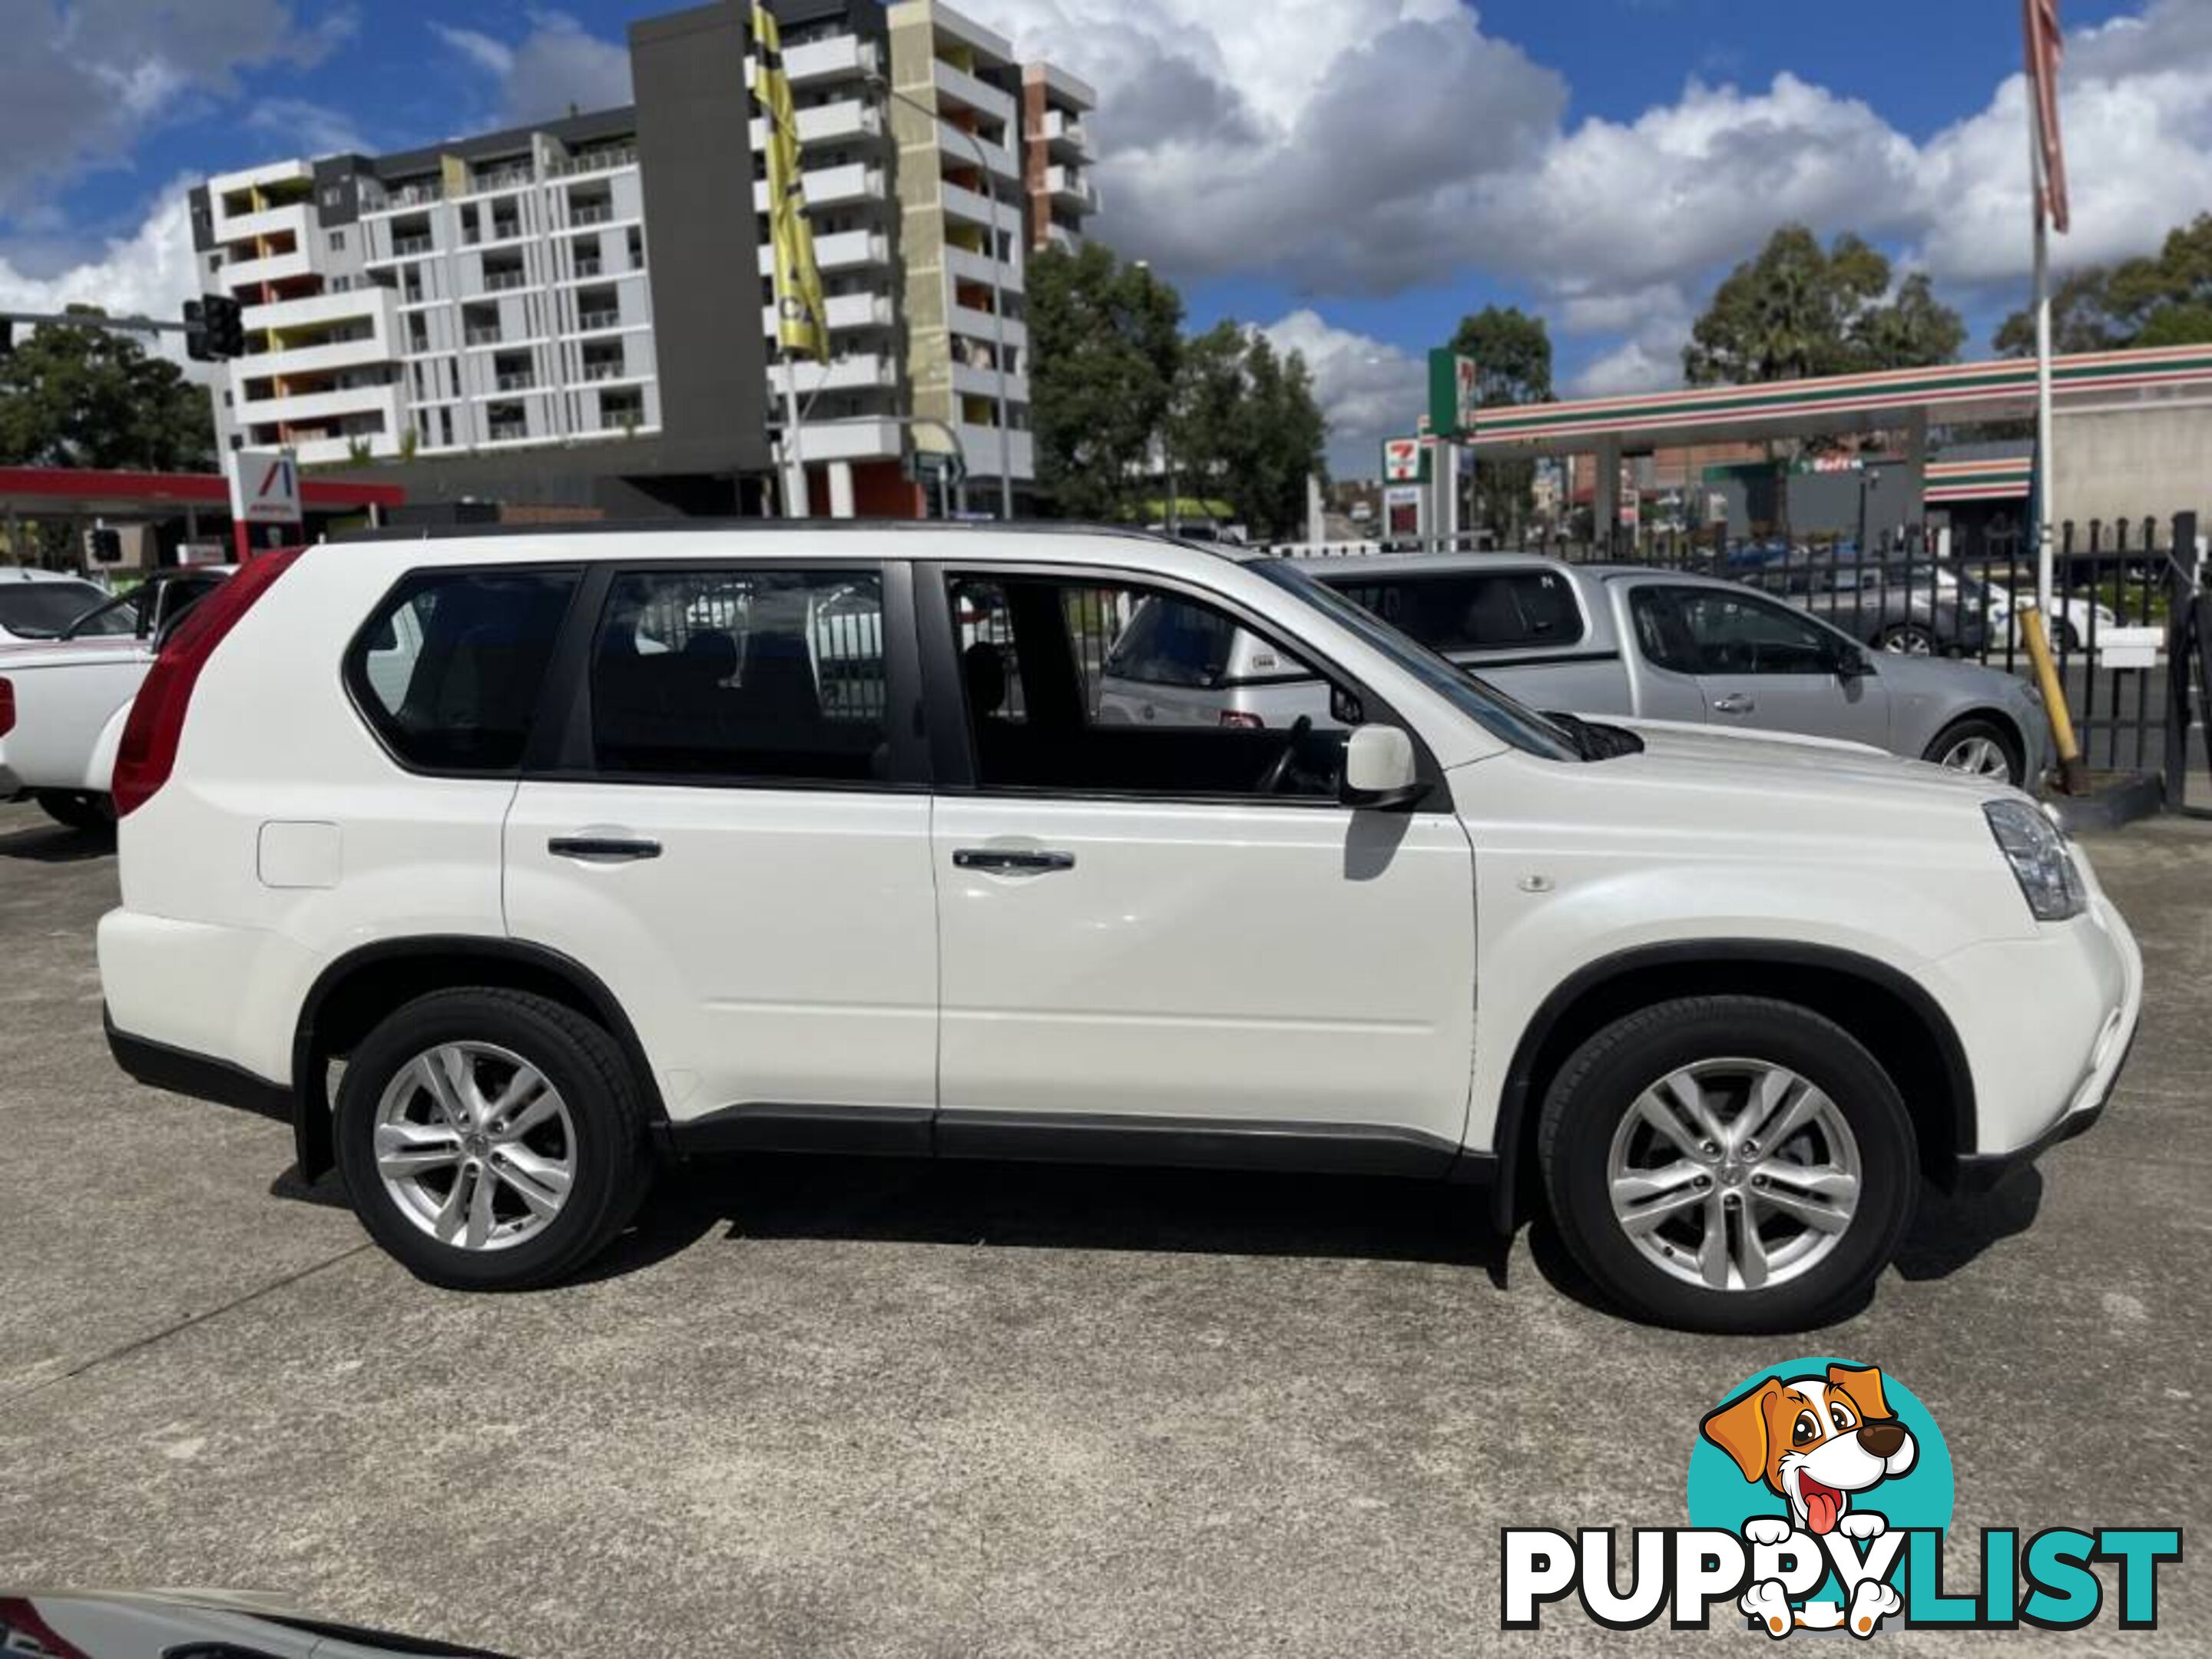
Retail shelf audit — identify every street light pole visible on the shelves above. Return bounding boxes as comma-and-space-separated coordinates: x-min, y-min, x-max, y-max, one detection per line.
872, 72, 1017, 521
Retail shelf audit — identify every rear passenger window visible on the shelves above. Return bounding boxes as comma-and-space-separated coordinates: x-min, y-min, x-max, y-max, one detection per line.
349, 569, 577, 772
588, 568, 889, 783
1330, 571, 1583, 653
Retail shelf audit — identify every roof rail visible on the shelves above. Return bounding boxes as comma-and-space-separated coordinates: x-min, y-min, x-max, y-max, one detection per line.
330, 518, 1197, 548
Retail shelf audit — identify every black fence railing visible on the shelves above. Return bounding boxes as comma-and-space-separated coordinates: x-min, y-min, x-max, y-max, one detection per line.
1275, 514, 2206, 803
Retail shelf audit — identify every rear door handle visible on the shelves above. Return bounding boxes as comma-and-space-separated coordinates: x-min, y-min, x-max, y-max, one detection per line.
1712, 694, 1756, 715
953, 848, 1076, 874
549, 835, 662, 864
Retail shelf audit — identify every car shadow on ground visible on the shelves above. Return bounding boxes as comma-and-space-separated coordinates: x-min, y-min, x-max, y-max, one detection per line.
572, 1153, 1518, 1286
0, 820, 113, 863
263, 1147, 2041, 1313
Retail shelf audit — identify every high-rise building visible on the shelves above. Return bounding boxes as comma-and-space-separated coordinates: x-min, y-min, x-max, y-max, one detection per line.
187, 0, 1099, 518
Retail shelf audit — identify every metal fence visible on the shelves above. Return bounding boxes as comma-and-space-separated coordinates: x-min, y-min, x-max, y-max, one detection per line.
1267, 514, 2206, 801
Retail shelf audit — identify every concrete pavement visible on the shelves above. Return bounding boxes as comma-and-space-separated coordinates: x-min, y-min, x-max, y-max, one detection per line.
0, 796, 2204, 1656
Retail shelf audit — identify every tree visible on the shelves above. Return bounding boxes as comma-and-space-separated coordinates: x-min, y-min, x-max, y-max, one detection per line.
1166, 322, 1327, 540
0, 306, 215, 472
1683, 227, 1965, 385
1449, 306, 1554, 540
1995, 214, 2212, 354
1028, 242, 1183, 522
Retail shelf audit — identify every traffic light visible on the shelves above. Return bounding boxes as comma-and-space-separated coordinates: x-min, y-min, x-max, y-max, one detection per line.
85, 527, 122, 565
184, 294, 245, 361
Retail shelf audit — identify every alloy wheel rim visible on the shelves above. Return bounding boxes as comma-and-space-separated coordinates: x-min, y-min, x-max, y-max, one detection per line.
1884, 630, 1933, 655
1939, 735, 2011, 777
373, 1041, 576, 1253
1604, 1057, 1862, 1293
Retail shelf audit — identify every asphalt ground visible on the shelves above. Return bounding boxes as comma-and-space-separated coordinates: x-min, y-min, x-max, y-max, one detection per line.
0, 794, 2205, 1657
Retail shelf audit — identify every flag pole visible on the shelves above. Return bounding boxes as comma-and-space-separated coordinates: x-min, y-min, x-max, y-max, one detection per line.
2032, 118, 2057, 620
780, 346, 807, 519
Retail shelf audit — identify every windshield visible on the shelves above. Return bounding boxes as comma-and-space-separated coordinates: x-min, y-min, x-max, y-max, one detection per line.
59, 590, 150, 639
1253, 558, 1584, 762
0, 581, 113, 638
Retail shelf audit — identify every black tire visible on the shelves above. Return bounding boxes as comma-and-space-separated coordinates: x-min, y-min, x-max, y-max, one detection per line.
334, 988, 653, 1290
2053, 618, 2081, 654
1922, 716, 2024, 785
1537, 995, 1917, 1334
35, 790, 115, 835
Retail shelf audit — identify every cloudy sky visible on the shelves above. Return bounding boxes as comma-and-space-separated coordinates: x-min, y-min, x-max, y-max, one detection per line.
4, 0, 2208, 472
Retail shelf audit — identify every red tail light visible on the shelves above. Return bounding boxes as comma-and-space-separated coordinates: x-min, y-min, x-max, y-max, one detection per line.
112, 548, 303, 816
0, 678, 13, 738
1219, 710, 1265, 730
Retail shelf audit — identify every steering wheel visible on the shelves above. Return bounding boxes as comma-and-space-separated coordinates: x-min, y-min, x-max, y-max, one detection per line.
1255, 714, 1313, 794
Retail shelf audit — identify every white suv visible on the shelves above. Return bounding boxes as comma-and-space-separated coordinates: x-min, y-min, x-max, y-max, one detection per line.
96, 526, 2141, 1332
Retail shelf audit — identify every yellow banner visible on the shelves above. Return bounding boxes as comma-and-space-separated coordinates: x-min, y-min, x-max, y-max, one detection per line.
754, 2, 829, 363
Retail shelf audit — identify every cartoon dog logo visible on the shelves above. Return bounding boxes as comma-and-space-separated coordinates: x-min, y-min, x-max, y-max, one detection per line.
1701, 1363, 1917, 1637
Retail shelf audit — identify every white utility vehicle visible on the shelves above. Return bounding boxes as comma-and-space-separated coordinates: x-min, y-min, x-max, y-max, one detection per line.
0, 568, 116, 647
96, 527, 2139, 1331
0, 568, 230, 829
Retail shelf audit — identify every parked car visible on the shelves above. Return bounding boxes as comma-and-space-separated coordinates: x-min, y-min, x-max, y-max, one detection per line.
0, 1588, 512, 1657
0, 568, 115, 647
0, 567, 231, 829
98, 526, 2137, 1332
1744, 556, 1991, 657
1104, 555, 2047, 785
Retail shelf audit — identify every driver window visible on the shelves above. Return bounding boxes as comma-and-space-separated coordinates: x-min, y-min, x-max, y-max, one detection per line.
946, 574, 1356, 801
1671, 588, 1838, 676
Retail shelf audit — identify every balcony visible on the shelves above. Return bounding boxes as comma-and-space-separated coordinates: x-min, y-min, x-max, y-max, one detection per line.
948, 304, 1027, 352
465, 166, 537, 197
547, 144, 637, 177
372, 181, 443, 212
748, 99, 885, 151
483, 268, 529, 292
778, 34, 879, 85
1042, 222, 1081, 256
750, 164, 886, 215
937, 121, 1018, 180
779, 353, 896, 394
581, 358, 628, 382
571, 257, 604, 279
952, 362, 1029, 404
932, 58, 1016, 126
760, 291, 892, 335
757, 229, 889, 277
464, 325, 503, 346
941, 180, 1022, 235
495, 371, 537, 392
945, 243, 1022, 293
1045, 165, 1099, 213
235, 381, 400, 428
1041, 108, 1091, 154
577, 310, 622, 332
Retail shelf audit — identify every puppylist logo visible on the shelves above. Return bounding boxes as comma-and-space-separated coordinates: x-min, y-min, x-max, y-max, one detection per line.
1502, 1358, 2181, 1637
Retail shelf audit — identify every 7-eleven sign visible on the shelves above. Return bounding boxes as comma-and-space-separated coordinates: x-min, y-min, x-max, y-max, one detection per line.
1382, 435, 1428, 484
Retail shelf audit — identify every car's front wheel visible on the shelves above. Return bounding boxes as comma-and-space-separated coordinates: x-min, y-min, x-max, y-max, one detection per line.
1537, 995, 1916, 1333
334, 988, 653, 1290
1924, 717, 2024, 784
1878, 623, 1936, 656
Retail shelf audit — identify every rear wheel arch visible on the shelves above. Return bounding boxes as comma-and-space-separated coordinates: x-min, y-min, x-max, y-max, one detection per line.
290, 936, 666, 1179
1488, 942, 1975, 1233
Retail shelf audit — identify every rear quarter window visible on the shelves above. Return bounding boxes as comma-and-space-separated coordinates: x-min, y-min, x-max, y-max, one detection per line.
1329, 570, 1584, 653
346, 568, 578, 773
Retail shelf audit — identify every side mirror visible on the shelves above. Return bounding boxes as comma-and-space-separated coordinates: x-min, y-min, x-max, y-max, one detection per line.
1340, 724, 1427, 811
1836, 645, 1872, 682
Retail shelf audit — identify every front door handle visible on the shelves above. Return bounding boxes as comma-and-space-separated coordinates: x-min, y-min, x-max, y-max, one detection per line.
953, 848, 1076, 874
549, 835, 663, 864
1712, 693, 1756, 715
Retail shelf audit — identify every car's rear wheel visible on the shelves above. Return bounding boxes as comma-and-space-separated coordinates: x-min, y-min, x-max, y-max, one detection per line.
334, 988, 653, 1290
35, 790, 114, 835
1878, 623, 1936, 656
1537, 995, 1916, 1333
1924, 717, 2023, 784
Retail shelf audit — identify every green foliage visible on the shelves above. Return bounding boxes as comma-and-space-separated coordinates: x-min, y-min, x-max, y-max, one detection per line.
1995, 214, 2212, 355
1028, 242, 1184, 523
1166, 321, 1326, 540
1449, 306, 1555, 540
0, 306, 215, 471
1683, 227, 1965, 386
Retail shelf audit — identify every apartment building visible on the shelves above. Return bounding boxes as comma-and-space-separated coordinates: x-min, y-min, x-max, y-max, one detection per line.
187, 0, 1099, 515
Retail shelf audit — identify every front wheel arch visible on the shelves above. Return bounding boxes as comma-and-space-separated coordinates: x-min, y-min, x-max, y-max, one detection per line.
1488, 942, 1975, 1235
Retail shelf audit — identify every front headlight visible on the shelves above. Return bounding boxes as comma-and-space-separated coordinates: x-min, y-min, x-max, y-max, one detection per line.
1985, 800, 2087, 922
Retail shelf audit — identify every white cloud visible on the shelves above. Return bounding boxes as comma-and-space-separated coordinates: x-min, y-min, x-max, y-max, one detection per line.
0, 186, 208, 370
0, 2, 356, 217
433, 12, 633, 127
1259, 309, 1425, 474
247, 98, 370, 158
